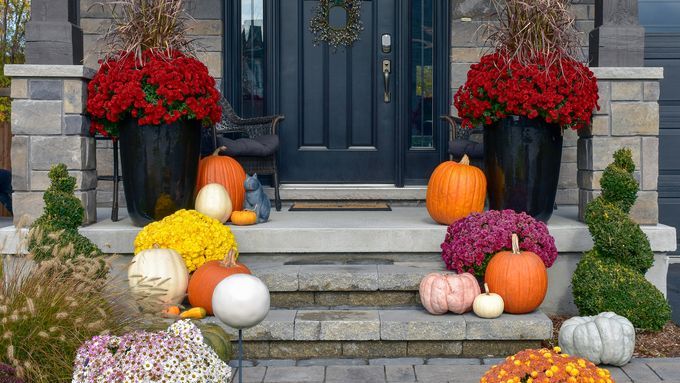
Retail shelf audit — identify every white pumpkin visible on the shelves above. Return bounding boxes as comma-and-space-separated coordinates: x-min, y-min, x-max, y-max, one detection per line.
473, 283, 504, 319
195, 183, 232, 223
128, 246, 189, 305
558, 312, 635, 366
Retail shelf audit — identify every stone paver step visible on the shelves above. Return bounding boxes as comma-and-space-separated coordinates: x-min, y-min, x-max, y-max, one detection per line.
230, 357, 680, 383
202, 309, 552, 342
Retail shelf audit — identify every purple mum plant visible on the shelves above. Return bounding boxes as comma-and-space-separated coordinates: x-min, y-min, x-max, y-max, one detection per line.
441, 209, 557, 277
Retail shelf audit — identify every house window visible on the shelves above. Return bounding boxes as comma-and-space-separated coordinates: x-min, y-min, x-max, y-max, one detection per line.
241, 0, 265, 117
409, 0, 434, 149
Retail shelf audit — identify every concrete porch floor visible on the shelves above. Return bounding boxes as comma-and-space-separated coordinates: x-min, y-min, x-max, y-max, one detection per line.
0, 205, 676, 255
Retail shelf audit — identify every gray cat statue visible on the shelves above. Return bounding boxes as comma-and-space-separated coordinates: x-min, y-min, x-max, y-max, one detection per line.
244, 174, 271, 223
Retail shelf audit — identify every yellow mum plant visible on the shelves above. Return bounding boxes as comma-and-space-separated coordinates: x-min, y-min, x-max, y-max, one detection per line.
134, 209, 238, 272
481, 347, 615, 383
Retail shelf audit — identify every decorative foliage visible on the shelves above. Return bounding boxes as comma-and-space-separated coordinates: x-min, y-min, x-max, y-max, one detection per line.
72, 320, 232, 382
441, 209, 557, 277
485, 0, 583, 67
87, 49, 221, 137
572, 148, 671, 331
134, 209, 239, 272
454, 51, 599, 130
27, 164, 103, 264
480, 347, 614, 383
0, 252, 147, 383
0, 363, 24, 383
559, 312, 635, 366
426, 154, 487, 225
91, 0, 195, 65
309, 0, 364, 49
485, 234, 548, 314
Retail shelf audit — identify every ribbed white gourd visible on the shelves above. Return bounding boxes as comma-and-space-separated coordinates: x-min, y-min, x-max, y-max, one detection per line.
558, 312, 635, 366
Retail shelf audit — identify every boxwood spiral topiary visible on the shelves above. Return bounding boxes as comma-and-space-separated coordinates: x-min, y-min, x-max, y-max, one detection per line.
27, 164, 103, 262
572, 148, 671, 331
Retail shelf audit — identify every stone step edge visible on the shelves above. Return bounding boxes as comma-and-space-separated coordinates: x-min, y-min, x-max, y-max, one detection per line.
200, 309, 552, 342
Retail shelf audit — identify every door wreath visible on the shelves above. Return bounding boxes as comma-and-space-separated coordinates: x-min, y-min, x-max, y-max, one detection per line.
309, 0, 364, 49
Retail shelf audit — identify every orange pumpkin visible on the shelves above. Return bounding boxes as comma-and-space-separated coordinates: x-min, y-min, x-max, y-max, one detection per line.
231, 210, 258, 226
484, 233, 548, 314
197, 146, 247, 211
187, 249, 251, 315
426, 154, 486, 225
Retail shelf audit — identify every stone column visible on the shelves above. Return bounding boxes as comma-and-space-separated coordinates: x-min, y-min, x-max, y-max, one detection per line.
26, 0, 83, 65
5, 65, 96, 225
578, 67, 663, 224
589, 0, 645, 67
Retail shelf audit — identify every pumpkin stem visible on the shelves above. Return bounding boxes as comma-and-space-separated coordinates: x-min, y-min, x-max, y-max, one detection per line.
222, 248, 237, 267
213, 146, 227, 156
511, 233, 520, 254
152, 243, 160, 249
483, 282, 490, 295
460, 154, 470, 166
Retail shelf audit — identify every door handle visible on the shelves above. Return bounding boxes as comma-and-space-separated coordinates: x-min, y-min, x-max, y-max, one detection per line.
382, 59, 391, 103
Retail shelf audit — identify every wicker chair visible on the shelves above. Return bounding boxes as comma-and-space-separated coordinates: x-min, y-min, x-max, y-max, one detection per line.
212, 97, 284, 211
441, 115, 484, 168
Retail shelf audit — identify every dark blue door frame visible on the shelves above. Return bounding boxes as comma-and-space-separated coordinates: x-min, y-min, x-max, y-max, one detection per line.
223, 0, 450, 185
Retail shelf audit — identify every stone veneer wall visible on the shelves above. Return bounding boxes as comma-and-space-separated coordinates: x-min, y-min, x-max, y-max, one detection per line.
450, 0, 595, 205
79, 0, 223, 207
578, 67, 663, 225
6, 65, 96, 225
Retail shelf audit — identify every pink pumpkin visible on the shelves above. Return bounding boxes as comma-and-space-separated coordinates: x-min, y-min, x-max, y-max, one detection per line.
419, 272, 481, 315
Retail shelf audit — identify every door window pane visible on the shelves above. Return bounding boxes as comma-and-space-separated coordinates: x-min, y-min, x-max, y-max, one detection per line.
241, 0, 265, 117
409, 0, 434, 148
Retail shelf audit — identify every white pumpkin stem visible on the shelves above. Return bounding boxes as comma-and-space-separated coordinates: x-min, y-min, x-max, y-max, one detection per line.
460, 154, 470, 166
213, 146, 227, 156
483, 282, 490, 295
152, 243, 161, 249
511, 233, 520, 254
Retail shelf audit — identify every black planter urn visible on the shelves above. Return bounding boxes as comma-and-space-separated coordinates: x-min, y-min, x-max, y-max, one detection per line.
483, 115, 563, 222
118, 119, 202, 227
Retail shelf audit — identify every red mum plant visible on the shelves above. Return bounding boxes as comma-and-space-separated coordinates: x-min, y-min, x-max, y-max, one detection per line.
87, 49, 221, 137
441, 209, 557, 277
454, 0, 599, 130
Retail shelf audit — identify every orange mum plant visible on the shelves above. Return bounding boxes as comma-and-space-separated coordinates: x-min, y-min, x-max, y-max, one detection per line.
481, 347, 615, 383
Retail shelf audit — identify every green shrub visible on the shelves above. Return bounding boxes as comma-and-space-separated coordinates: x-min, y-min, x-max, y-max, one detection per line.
572, 251, 671, 331
27, 164, 102, 262
573, 148, 671, 332
584, 198, 653, 273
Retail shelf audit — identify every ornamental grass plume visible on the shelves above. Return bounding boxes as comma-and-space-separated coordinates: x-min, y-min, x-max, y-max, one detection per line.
0, 247, 154, 382
134, 209, 239, 272
481, 347, 615, 383
441, 209, 557, 277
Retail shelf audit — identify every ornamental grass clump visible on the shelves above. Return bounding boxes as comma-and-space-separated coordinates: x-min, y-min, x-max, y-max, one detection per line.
0, 252, 150, 383
572, 148, 671, 331
72, 320, 232, 382
481, 347, 614, 383
134, 209, 239, 272
441, 209, 557, 277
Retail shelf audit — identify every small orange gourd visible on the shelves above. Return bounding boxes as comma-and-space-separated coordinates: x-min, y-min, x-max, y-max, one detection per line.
230, 210, 258, 226
196, 147, 247, 211
187, 249, 251, 315
484, 234, 548, 314
426, 154, 486, 225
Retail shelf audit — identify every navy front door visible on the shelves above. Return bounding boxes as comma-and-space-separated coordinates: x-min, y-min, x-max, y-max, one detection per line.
278, 0, 398, 183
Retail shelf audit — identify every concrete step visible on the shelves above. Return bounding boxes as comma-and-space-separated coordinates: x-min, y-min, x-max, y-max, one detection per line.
203, 308, 552, 359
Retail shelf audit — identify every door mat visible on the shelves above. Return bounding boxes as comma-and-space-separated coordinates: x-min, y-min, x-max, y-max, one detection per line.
289, 202, 392, 211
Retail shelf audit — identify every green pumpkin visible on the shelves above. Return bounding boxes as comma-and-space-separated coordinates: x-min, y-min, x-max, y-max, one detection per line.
199, 323, 233, 362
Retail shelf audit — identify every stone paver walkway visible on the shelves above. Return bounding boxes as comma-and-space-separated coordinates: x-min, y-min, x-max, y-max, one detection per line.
230, 357, 680, 383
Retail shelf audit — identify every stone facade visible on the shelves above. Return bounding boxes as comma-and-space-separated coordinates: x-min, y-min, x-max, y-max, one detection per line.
6, 65, 97, 225
578, 67, 663, 224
